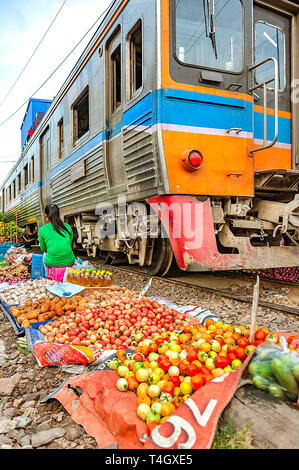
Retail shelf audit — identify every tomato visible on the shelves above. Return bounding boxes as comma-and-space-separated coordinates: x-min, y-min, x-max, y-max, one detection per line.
199, 365, 211, 375
253, 339, 264, 347
227, 352, 238, 364
146, 421, 159, 435
162, 382, 175, 395
186, 364, 199, 377
204, 373, 214, 383
237, 338, 249, 348
255, 329, 266, 341
127, 377, 139, 391
159, 359, 171, 372
186, 350, 198, 362
172, 397, 184, 409
179, 363, 188, 376
215, 356, 229, 369
191, 374, 203, 391
287, 335, 299, 347
149, 343, 158, 353
235, 347, 246, 360
170, 376, 181, 387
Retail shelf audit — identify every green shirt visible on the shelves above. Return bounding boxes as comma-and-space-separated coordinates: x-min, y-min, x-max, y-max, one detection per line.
38, 222, 75, 267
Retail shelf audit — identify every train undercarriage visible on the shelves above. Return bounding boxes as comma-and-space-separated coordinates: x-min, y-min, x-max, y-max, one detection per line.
60, 170, 299, 276
20, 170, 299, 276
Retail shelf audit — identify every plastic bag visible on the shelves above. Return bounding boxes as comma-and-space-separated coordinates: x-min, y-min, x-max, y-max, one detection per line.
248, 337, 299, 403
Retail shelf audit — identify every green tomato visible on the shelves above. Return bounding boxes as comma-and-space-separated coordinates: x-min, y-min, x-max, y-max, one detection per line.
151, 402, 162, 415
133, 362, 144, 374
146, 411, 161, 425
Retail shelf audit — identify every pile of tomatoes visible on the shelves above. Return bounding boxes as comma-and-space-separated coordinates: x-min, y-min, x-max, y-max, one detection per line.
39, 297, 198, 350
110, 319, 287, 433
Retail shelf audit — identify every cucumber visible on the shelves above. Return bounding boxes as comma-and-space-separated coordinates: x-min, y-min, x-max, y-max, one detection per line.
292, 363, 299, 383
285, 391, 298, 403
271, 358, 298, 396
248, 361, 261, 377
259, 362, 276, 381
268, 383, 286, 401
252, 374, 269, 390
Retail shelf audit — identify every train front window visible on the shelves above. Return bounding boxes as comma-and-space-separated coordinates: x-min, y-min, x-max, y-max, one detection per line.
255, 22, 285, 91
175, 0, 243, 73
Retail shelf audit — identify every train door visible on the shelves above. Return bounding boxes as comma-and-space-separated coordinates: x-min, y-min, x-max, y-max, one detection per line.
105, 28, 127, 194
250, 4, 292, 170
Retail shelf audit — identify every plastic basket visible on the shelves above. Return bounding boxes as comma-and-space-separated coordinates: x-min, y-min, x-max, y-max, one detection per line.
31, 254, 45, 279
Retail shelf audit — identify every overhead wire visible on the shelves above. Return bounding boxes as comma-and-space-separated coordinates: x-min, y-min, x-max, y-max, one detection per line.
0, 0, 68, 108
0, 1, 112, 128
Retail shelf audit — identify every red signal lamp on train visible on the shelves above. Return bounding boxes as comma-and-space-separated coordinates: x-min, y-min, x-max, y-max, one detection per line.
28, 128, 34, 137
181, 150, 203, 172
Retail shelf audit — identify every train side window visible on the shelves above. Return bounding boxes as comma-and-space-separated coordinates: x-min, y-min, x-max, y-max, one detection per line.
72, 87, 89, 146
17, 173, 21, 194
12, 181, 15, 200
57, 118, 64, 159
31, 156, 35, 182
255, 22, 285, 91
111, 45, 122, 112
23, 163, 29, 188
127, 20, 143, 100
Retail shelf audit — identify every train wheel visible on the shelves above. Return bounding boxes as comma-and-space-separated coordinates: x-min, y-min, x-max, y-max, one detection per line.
146, 238, 173, 277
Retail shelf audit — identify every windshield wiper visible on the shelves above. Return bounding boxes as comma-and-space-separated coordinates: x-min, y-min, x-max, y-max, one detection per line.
204, 0, 218, 60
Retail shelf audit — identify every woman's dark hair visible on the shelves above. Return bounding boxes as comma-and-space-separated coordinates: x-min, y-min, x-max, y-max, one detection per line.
44, 204, 71, 237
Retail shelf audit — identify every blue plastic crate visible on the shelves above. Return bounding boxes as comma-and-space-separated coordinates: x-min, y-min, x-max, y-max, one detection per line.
31, 254, 45, 279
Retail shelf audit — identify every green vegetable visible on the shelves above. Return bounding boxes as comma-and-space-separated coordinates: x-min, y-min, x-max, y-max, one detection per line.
271, 358, 298, 396
248, 361, 261, 377
252, 375, 269, 390
292, 363, 299, 383
268, 383, 286, 401
258, 361, 276, 381
146, 411, 161, 425
285, 391, 298, 403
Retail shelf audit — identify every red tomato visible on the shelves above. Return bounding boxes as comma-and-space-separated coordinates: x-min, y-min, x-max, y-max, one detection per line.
149, 343, 158, 353
186, 364, 199, 377
215, 356, 229, 369
237, 338, 249, 348
255, 329, 266, 341
254, 339, 264, 347
159, 359, 171, 372
146, 422, 159, 435
227, 352, 238, 364
235, 347, 246, 360
186, 350, 198, 363
179, 363, 188, 376
199, 365, 211, 375
191, 374, 203, 390
172, 397, 184, 408
163, 382, 175, 395
170, 376, 181, 387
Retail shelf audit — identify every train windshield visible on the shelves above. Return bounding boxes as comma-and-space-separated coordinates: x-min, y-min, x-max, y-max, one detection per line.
175, 0, 243, 73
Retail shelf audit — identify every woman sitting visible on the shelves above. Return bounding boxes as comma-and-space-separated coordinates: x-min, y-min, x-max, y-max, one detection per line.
39, 204, 75, 276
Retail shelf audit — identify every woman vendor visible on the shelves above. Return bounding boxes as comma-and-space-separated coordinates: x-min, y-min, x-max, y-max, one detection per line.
39, 204, 75, 275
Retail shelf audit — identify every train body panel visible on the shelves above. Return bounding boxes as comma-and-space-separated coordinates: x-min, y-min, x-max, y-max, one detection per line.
1, 0, 299, 273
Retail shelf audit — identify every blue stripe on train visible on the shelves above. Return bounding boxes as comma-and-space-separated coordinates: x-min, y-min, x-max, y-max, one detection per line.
7, 88, 292, 207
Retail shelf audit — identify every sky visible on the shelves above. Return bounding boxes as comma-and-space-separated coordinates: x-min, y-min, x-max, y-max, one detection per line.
0, 0, 112, 185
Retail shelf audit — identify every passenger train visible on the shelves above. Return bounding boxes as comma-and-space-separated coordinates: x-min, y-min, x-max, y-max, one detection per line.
1, 0, 299, 275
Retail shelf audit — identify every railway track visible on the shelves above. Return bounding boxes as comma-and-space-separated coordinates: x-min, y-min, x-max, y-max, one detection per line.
73, 253, 299, 317
29, 246, 299, 317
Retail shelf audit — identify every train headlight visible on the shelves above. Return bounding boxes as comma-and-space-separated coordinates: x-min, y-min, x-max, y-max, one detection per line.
182, 150, 203, 172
